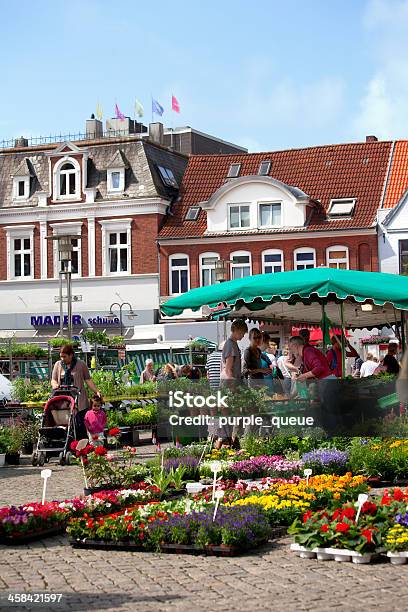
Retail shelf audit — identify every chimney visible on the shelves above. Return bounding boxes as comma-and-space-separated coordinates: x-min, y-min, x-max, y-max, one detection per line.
86, 114, 103, 139
149, 122, 164, 145
14, 136, 28, 148
366, 135, 378, 142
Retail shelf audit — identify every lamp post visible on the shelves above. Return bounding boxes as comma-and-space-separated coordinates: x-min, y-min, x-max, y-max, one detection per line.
109, 302, 136, 336
46, 234, 81, 340
214, 259, 232, 283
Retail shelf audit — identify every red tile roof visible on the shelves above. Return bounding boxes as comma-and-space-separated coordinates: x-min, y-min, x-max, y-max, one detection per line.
382, 141, 408, 209
159, 141, 392, 239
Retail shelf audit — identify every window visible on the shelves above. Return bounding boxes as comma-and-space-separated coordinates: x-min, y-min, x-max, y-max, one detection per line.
326, 246, 349, 269
54, 158, 80, 200
51, 223, 82, 277
185, 206, 201, 221
231, 251, 251, 279
227, 163, 241, 178
229, 204, 250, 229
327, 198, 356, 218
200, 253, 219, 286
108, 231, 129, 273
262, 249, 284, 273
158, 166, 178, 188
99, 219, 132, 276
4, 226, 35, 280
170, 254, 189, 294
259, 203, 282, 227
399, 240, 408, 275
294, 248, 316, 270
258, 161, 271, 176
107, 168, 125, 194
13, 177, 29, 200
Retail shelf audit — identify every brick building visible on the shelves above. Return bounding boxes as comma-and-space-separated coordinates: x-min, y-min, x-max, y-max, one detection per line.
158, 140, 393, 340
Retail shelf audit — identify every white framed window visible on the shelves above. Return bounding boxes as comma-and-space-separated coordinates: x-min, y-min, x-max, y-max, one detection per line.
51, 223, 82, 277
107, 168, 125, 194
53, 157, 80, 200
326, 245, 349, 269
327, 198, 356, 218
169, 254, 189, 294
228, 204, 250, 230
262, 249, 284, 273
294, 247, 316, 270
259, 202, 282, 227
199, 252, 219, 286
4, 225, 35, 280
227, 163, 241, 178
13, 177, 30, 201
158, 166, 178, 188
99, 219, 132, 276
231, 251, 251, 279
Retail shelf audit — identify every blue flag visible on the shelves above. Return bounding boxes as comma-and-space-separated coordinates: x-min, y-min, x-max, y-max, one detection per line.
152, 98, 164, 116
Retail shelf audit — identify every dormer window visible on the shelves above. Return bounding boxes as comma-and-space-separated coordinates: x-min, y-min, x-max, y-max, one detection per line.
12, 157, 32, 202
53, 158, 80, 200
185, 206, 201, 221
227, 163, 241, 178
107, 168, 125, 193
158, 166, 178, 188
258, 161, 271, 176
327, 198, 356, 218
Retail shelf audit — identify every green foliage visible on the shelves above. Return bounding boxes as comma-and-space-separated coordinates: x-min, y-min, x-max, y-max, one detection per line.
0, 427, 12, 454
90, 368, 156, 399
49, 338, 79, 349
82, 331, 110, 346
348, 438, 408, 481
0, 342, 47, 359
12, 379, 51, 403
241, 433, 320, 456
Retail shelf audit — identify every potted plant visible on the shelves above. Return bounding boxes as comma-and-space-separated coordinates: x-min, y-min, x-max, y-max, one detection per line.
0, 427, 10, 467
5, 425, 24, 464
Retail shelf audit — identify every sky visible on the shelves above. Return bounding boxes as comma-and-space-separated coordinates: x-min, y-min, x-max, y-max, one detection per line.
1, 0, 408, 152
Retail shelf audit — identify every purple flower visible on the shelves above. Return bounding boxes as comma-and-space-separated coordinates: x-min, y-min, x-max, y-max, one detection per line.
302, 448, 348, 472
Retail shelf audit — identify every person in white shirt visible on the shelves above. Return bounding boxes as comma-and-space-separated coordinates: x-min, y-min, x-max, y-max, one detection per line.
360, 353, 379, 378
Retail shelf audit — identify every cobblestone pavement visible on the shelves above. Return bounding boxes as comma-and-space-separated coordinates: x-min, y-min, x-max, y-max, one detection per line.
1, 454, 408, 612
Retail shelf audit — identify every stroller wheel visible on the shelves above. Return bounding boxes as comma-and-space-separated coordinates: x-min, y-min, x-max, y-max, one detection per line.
65, 452, 72, 466
58, 452, 65, 466
31, 453, 38, 467
38, 452, 46, 466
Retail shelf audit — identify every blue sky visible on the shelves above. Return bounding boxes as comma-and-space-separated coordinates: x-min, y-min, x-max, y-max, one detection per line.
1, 0, 408, 151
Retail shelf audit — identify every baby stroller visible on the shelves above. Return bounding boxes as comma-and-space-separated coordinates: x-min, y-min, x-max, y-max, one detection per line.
32, 386, 79, 467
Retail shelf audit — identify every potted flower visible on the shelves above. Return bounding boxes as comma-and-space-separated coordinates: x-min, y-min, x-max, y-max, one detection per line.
0, 428, 10, 467
5, 425, 24, 464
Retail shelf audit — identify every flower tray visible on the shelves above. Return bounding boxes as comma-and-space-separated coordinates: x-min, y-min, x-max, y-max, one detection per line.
386, 551, 408, 565
0, 526, 64, 545
290, 543, 378, 564
69, 539, 265, 556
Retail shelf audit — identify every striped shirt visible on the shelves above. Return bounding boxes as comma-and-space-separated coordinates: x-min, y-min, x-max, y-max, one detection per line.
206, 350, 222, 388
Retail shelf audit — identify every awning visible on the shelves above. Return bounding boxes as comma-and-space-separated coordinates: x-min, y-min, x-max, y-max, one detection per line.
161, 268, 408, 328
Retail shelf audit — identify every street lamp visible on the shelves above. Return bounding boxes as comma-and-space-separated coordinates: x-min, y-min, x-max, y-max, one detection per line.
46, 234, 81, 340
215, 259, 232, 283
109, 302, 136, 336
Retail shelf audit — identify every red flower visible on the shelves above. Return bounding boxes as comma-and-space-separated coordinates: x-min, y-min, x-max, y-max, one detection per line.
320, 524, 329, 532
381, 494, 391, 506
341, 507, 356, 520
361, 501, 377, 515
139, 532, 145, 539
95, 446, 107, 456
127, 524, 134, 532
70, 440, 78, 451
336, 522, 350, 533
393, 488, 405, 501
332, 509, 341, 520
109, 427, 121, 437
303, 510, 313, 523
92, 434, 99, 441
139, 523, 146, 529
361, 529, 374, 543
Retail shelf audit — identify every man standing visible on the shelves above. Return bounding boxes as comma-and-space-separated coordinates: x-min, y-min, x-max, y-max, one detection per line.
220, 320, 248, 387
205, 344, 223, 389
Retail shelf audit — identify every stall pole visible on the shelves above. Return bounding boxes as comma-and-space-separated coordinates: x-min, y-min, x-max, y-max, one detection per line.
59, 271, 64, 337
401, 311, 406, 353
48, 342, 52, 382
340, 302, 346, 380
223, 317, 227, 342
8, 338, 12, 379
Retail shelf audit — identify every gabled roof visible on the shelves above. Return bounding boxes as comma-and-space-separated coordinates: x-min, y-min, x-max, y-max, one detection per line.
382, 188, 408, 226
13, 157, 34, 177
382, 141, 408, 209
159, 141, 392, 239
107, 149, 129, 169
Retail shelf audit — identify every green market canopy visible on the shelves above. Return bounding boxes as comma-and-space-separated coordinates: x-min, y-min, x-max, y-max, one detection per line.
161, 268, 408, 329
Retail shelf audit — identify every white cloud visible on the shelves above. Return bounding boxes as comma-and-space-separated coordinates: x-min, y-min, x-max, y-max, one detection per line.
353, 0, 408, 139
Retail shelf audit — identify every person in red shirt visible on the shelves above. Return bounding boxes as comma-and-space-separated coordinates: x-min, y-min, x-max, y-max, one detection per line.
326, 334, 359, 378
289, 336, 333, 381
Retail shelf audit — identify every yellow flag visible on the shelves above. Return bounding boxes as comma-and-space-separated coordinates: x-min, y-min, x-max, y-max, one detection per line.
96, 102, 103, 121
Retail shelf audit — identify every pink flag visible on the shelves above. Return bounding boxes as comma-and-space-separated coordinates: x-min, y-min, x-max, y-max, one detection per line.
115, 103, 125, 121
171, 95, 180, 113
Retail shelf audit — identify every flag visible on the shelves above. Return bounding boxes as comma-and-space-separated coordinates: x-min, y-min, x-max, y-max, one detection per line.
171, 95, 180, 113
135, 99, 144, 118
115, 103, 125, 121
152, 98, 164, 117
96, 102, 103, 121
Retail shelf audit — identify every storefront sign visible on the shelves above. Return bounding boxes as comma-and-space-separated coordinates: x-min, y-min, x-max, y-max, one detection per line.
30, 314, 120, 327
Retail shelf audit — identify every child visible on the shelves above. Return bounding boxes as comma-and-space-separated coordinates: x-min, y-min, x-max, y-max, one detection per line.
84, 395, 107, 447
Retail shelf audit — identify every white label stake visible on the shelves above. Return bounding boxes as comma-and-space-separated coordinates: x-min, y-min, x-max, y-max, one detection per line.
41, 469, 52, 505
355, 493, 369, 524
213, 490, 224, 521
210, 461, 222, 502
76, 439, 89, 488
304, 468, 312, 486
